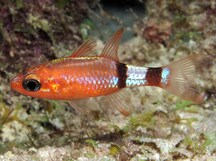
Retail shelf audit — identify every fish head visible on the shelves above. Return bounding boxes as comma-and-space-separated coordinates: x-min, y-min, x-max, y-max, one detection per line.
10, 63, 53, 99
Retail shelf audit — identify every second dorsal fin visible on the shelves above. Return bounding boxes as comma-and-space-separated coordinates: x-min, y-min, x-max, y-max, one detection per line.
100, 28, 124, 61
69, 38, 96, 57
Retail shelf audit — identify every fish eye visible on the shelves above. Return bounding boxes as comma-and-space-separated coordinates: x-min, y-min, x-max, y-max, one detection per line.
22, 79, 41, 91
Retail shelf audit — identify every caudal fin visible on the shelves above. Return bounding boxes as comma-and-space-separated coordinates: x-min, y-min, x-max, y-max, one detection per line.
161, 54, 212, 103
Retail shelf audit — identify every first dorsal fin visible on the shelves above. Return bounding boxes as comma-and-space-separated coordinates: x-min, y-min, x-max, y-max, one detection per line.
69, 38, 96, 57
100, 28, 124, 61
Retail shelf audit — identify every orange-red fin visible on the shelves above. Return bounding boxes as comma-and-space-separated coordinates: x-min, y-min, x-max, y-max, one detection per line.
69, 38, 96, 57
100, 28, 124, 61
106, 89, 132, 116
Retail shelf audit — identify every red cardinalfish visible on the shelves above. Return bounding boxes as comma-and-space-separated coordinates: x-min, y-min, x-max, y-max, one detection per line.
10, 29, 208, 116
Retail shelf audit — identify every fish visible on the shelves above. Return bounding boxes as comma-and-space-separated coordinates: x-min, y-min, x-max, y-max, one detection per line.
10, 28, 209, 116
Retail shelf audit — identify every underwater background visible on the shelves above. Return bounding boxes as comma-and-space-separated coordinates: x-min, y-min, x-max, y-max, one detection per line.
0, 0, 216, 160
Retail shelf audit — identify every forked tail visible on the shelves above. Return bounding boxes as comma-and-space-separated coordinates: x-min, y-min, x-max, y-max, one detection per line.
160, 54, 212, 103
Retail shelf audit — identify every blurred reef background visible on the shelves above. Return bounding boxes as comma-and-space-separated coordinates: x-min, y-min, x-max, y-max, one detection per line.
0, 0, 216, 160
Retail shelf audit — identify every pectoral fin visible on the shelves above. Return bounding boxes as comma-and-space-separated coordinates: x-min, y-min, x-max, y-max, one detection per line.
68, 98, 100, 115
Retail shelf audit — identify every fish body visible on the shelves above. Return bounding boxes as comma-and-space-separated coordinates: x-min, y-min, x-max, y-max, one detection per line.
15, 57, 120, 99
10, 29, 208, 115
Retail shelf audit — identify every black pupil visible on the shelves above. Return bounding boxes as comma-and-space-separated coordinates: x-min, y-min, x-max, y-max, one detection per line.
23, 79, 41, 91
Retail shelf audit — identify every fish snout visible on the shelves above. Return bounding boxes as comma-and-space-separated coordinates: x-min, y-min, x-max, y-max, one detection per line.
10, 75, 22, 91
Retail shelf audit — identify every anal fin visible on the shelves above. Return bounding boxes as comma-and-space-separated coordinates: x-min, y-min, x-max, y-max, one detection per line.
68, 89, 132, 117
106, 89, 132, 116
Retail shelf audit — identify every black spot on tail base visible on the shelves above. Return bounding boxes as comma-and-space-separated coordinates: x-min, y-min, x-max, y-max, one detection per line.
146, 67, 162, 86
116, 63, 127, 88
